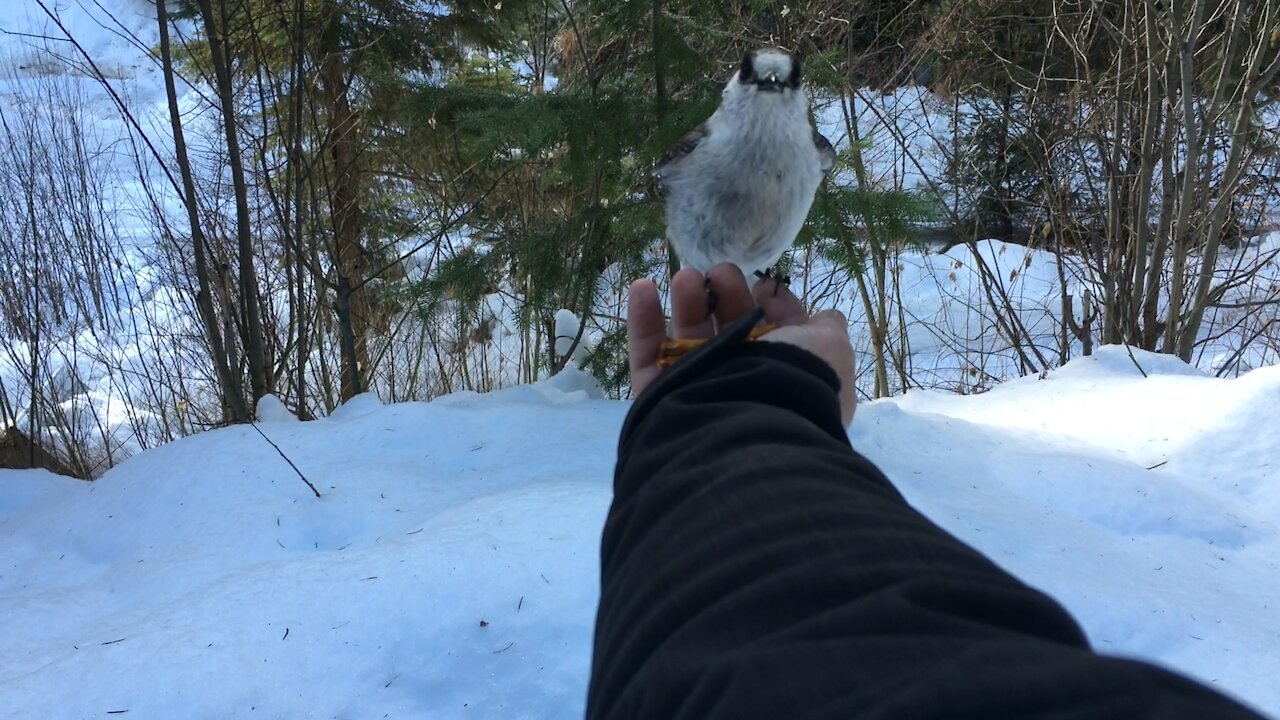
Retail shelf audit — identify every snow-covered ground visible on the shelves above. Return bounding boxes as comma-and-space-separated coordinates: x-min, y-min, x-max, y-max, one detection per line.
3, 351, 1278, 718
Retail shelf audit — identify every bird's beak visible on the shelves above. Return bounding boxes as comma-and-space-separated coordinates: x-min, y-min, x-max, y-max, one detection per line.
755, 73, 784, 92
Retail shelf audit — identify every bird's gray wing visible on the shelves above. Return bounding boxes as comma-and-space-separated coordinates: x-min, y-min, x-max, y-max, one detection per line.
813, 128, 837, 177
657, 123, 709, 176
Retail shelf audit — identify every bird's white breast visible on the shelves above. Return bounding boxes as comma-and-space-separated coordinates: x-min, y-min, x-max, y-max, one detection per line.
661, 97, 824, 276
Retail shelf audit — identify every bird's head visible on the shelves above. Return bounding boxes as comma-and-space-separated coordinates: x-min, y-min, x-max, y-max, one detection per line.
730, 49, 802, 96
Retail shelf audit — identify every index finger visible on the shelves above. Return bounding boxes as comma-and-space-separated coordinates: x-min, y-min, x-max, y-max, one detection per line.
627, 278, 666, 396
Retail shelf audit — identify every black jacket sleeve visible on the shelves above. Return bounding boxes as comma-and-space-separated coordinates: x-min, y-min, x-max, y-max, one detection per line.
586, 315, 1266, 720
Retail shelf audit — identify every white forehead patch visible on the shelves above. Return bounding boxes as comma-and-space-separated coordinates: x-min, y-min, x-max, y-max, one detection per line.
751, 50, 793, 77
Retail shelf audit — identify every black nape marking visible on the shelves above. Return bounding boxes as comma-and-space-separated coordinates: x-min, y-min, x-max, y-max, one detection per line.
788, 55, 802, 88
739, 52, 755, 83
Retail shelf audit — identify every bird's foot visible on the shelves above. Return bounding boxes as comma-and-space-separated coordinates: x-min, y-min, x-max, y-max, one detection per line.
753, 267, 791, 296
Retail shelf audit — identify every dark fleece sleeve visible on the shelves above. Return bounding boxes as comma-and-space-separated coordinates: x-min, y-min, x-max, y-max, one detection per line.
585, 312, 1266, 720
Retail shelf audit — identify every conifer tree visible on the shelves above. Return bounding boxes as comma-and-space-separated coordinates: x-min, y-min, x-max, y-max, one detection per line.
398, 0, 947, 392
396, 0, 730, 385
167, 0, 525, 404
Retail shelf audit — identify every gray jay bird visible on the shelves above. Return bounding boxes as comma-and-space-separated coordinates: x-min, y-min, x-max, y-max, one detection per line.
657, 49, 836, 279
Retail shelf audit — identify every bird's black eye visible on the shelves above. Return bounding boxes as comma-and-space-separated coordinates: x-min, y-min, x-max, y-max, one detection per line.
739, 52, 754, 83
788, 55, 802, 88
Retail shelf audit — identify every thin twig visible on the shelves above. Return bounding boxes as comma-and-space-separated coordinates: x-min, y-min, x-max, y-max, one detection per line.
1121, 342, 1149, 378
32, 0, 183, 198
250, 423, 321, 498
0, 27, 71, 41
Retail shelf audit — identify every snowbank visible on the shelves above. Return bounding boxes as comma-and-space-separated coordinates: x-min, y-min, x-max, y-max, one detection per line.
2, 356, 1277, 717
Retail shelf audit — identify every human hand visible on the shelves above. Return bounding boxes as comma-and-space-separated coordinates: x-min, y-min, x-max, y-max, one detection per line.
627, 263, 856, 426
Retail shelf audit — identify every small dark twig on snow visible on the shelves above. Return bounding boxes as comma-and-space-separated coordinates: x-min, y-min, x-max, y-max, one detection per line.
250, 423, 321, 498
1121, 342, 1149, 378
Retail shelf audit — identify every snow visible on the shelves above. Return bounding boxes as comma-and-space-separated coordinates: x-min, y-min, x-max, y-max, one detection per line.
255, 395, 300, 423
2, 380, 616, 718
3, 356, 1279, 718
805, 233, 1280, 394
553, 309, 581, 357
854, 351, 1280, 714
552, 309, 594, 367
1, 3, 1278, 716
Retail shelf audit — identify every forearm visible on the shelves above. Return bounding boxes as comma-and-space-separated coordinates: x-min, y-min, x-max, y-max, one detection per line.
587, 337, 1264, 719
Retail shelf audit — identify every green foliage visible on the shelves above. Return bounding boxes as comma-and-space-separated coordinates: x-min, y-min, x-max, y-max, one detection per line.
803, 184, 942, 276
169, 0, 524, 73
395, 0, 737, 387
452, 56, 525, 92
390, 0, 959, 391
581, 326, 631, 398
152, 0, 1280, 405
944, 94, 1050, 240
799, 47, 850, 93
174, 0, 955, 394
642, 89, 719, 162
406, 246, 495, 324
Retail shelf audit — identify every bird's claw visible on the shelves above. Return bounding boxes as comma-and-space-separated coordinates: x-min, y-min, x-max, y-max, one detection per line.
753, 268, 791, 296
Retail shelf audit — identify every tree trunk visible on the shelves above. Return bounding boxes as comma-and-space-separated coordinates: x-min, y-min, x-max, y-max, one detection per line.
157, 0, 248, 422
317, 38, 371, 400
1175, 0, 1280, 361
197, 0, 274, 405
